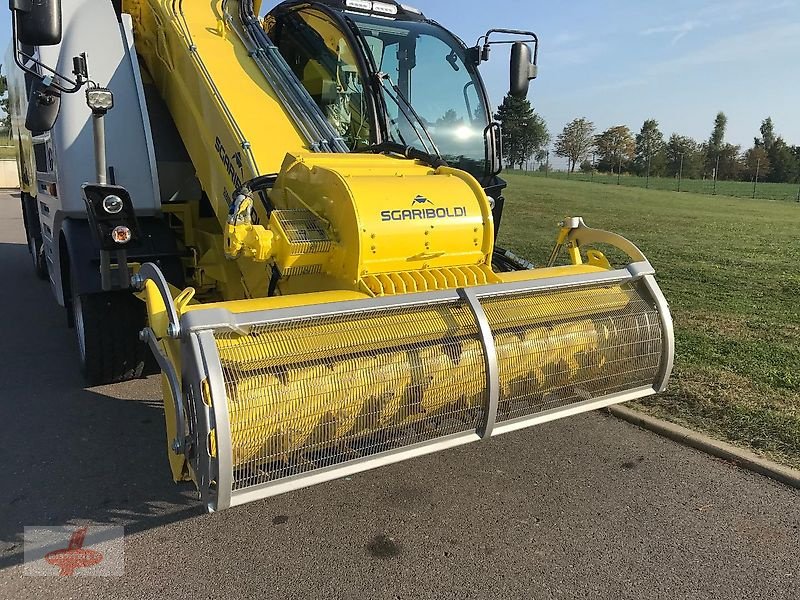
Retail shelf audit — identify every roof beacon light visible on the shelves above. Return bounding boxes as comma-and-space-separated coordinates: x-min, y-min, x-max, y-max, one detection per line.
345, 0, 398, 15
345, 0, 373, 10
372, 2, 399, 15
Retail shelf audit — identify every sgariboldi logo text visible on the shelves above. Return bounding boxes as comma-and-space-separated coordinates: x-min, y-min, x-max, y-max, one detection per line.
381, 206, 467, 221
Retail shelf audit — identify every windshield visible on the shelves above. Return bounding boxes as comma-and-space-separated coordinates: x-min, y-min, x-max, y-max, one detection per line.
349, 14, 490, 171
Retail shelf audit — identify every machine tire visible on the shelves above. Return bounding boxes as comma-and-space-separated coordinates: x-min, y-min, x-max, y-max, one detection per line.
21, 193, 48, 280
30, 241, 48, 280
72, 287, 149, 386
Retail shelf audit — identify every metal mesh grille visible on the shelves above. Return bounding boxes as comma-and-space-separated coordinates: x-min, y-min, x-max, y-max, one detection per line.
215, 301, 486, 490
272, 209, 332, 255
281, 264, 323, 277
481, 282, 663, 422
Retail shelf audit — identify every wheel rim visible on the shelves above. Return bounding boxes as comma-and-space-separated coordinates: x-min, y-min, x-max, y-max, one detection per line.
74, 292, 87, 364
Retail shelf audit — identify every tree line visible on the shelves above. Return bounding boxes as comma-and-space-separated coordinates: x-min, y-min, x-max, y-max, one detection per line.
494, 93, 800, 184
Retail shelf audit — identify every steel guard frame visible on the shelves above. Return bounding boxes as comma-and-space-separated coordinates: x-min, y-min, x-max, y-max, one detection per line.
178, 260, 673, 511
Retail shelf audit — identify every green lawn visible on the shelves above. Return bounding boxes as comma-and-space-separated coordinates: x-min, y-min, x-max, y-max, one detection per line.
498, 173, 800, 468
0, 146, 17, 160
514, 169, 800, 203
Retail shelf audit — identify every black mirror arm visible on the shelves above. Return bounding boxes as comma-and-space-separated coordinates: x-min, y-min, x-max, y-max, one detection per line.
474, 29, 539, 66
10, 11, 86, 94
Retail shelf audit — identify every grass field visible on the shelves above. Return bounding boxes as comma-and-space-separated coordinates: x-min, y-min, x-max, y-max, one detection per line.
0, 146, 17, 160
514, 169, 800, 203
498, 173, 800, 468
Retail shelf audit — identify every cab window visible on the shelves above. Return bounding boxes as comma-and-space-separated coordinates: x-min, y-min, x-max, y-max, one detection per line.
268, 10, 372, 149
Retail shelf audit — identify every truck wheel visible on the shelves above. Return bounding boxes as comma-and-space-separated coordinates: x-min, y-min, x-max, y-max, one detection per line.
29, 239, 48, 280
21, 193, 48, 280
73, 289, 149, 386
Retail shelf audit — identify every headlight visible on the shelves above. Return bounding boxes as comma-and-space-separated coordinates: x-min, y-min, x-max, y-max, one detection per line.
111, 226, 132, 245
86, 87, 114, 113
102, 194, 123, 214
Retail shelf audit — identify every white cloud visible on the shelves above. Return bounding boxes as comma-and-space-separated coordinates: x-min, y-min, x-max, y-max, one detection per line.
655, 21, 800, 70
693, 0, 793, 22
547, 42, 606, 67
552, 32, 581, 47
639, 0, 793, 45
584, 78, 651, 94
641, 20, 701, 45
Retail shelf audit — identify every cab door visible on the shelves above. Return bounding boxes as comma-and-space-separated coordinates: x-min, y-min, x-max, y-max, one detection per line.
266, 7, 376, 150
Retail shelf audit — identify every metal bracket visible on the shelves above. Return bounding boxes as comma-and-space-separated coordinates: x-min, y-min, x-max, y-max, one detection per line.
140, 327, 187, 455
567, 218, 648, 263
99, 250, 129, 292
132, 262, 181, 338
548, 217, 648, 267
546, 217, 581, 267
458, 287, 499, 439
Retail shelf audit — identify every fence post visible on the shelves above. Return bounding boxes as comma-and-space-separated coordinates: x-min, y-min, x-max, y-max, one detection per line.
678, 153, 684, 193
713, 154, 720, 195
752, 158, 760, 199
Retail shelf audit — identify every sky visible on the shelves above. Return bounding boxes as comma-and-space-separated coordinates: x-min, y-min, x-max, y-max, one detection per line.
2, 0, 799, 153
422, 0, 800, 153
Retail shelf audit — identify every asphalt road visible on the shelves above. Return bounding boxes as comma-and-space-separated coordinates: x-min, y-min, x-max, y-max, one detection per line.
0, 192, 798, 599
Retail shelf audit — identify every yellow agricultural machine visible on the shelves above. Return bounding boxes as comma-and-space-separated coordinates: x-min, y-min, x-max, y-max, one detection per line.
8, 0, 673, 511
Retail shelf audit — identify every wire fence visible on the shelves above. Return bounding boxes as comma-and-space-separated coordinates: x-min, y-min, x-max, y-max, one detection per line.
513, 169, 800, 203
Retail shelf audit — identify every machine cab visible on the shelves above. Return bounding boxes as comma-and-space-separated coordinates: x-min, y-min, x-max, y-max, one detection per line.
265, 1, 497, 183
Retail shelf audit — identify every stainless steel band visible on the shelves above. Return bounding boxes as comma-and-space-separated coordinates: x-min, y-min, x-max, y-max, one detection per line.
642, 274, 675, 393
195, 330, 234, 512
458, 286, 500, 439
180, 261, 657, 334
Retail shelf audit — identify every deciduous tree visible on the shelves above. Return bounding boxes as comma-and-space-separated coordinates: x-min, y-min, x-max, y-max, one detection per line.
765, 138, 800, 183
554, 117, 595, 173
757, 117, 776, 150
0, 66, 9, 133
716, 143, 742, 181
705, 111, 727, 175
664, 134, 702, 179
595, 125, 635, 174
633, 119, 665, 176
743, 146, 770, 181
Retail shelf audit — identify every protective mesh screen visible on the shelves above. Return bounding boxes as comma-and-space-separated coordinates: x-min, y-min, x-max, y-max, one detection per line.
215, 300, 486, 490
481, 282, 663, 422
213, 281, 664, 491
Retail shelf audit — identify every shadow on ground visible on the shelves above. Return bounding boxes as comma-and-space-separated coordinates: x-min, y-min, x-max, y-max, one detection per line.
0, 239, 201, 569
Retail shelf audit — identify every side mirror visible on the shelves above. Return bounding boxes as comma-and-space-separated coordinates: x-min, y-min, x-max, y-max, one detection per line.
510, 41, 538, 98
10, 0, 63, 46
25, 80, 61, 133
